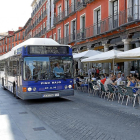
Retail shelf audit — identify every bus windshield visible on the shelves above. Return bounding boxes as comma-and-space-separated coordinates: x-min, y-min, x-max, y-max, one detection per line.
23, 56, 73, 81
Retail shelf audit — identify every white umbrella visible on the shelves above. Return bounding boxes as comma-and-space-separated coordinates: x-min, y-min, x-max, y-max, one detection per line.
81, 50, 138, 74
73, 50, 102, 60
117, 47, 140, 58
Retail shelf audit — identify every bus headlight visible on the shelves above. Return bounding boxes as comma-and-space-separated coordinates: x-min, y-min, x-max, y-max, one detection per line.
33, 87, 36, 91
68, 85, 72, 89
28, 87, 32, 91
65, 85, 67, 89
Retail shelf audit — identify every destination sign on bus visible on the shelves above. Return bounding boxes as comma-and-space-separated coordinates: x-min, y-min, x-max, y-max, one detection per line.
28, 46, 69, 54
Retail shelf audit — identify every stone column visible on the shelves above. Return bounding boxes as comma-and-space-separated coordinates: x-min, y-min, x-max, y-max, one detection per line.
135, 41, 140, 48
122, 39, 132, 77
135, 41, 140, 73
87, 43, 92, 71
102, 43, 110, 74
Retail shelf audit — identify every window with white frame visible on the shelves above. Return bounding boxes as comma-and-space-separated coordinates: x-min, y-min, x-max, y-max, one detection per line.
58, 28, 61, 42
94, 6, 101, 35
128, 0, 139, 20
46, 3, 48, 10
53, 33, 56, 41
58, 5, 62, 19
80, 14, 85, 38
6, 45, 7, 52
41, 9, 43, 18
109, 0, 118, 29
65, 0, 69, 16
65, 23, 69, 37
71, 19, 76, 41
43, 22, 45, 28
46, 20, 47, 27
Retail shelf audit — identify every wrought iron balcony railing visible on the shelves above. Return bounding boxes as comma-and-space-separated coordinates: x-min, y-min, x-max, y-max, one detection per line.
77, 5, 140, 42
54, 0, 59, 4
31, 0, 45, 17
76, 0, 87, 11
54, 12, 64, 25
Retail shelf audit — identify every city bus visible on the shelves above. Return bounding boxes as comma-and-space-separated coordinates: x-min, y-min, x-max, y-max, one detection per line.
0, 38, 74, 100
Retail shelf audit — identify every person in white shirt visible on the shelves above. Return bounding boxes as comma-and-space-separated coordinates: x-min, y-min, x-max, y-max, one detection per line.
115, 73, 122, 85
88, 68, 92, 77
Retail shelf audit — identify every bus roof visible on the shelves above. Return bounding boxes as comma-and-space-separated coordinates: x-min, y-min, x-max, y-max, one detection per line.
0, 38, 70, 61
11, 38, 60, 51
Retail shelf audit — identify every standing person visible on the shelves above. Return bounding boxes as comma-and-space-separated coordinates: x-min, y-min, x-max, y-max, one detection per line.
96, 67, 99, 76
88, 68, 92, 78
92, 66, 96, 75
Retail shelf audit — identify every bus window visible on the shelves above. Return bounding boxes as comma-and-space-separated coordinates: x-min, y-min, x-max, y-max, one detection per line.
23, 57, 50, 81
23, 56, 73, 81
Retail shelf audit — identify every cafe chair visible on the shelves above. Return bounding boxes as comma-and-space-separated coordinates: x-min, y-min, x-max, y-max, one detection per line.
88, 82, 94, 95
100, 83, 108, 99
125, 87, 138, 107
107, 84, 118, 101
117, 86, 127, 104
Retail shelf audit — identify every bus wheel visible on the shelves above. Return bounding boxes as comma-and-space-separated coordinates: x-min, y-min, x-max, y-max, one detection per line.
3, 86, 6, 90
13, 86, 19, 99
2, 78, 6, 90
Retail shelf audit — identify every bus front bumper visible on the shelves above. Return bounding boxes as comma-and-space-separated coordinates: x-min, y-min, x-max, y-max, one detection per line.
19, 89, 74, 100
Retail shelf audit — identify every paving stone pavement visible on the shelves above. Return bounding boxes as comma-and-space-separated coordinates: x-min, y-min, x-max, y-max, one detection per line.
1, 85, 140, 140
23, 90, 140, 140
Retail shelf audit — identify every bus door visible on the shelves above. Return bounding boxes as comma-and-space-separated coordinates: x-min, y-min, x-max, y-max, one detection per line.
4, 59, 8, 88
16, 59, 21, 94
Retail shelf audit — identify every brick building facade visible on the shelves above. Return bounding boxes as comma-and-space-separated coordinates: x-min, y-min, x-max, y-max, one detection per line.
0, 0, 140, 74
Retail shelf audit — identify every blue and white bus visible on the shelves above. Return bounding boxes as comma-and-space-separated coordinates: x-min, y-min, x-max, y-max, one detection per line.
0, 38, 74, 100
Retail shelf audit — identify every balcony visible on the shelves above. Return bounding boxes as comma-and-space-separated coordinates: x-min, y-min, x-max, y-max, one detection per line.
54, 12, 64, 25
76, 0, 87, 11
83, 5, 140, 40
76, 28, 86, 41
56, 38, 64, 44
42, 10, 47, 18
31, 0, 46, 18
42, 28, 46, 34
86, 0, 95, 4
63, 3, 76, 20
70, 33, 76, 43
54, 0, 59, 4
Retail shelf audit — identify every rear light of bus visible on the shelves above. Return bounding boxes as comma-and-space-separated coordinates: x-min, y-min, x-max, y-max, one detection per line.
73, 84, 74, 89
22, 87, 27, 92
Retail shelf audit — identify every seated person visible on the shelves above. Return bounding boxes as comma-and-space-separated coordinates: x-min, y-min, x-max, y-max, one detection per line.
100, 75, 106, 84
114, 73, 122, 86
91, 74, 96, 81
112, 75, 116, 83
53, 63, 64, 77
104, 76, 115, 91
136, 77, 140, 86
127, 77, 138, 93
